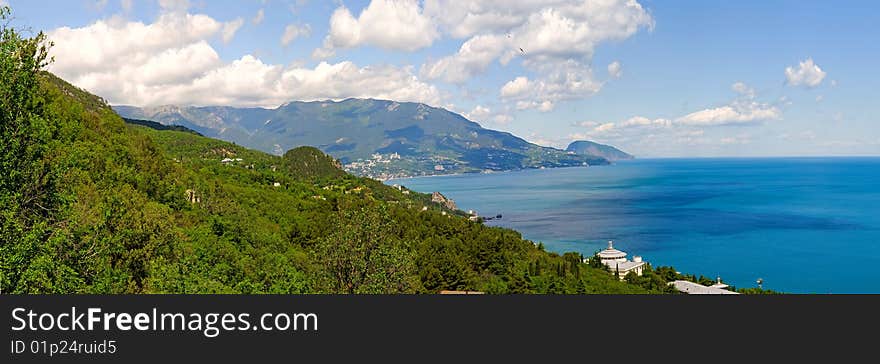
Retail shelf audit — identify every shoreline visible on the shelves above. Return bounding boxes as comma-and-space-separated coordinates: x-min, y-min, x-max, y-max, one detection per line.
384, 158, 880, 293
383, 163, 604, 183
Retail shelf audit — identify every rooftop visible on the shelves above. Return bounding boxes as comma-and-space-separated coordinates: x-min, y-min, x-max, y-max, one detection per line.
709, 277, 730, 289
605, 260, 645, 272
670, 280, 740, 295
597, 240, 627, 259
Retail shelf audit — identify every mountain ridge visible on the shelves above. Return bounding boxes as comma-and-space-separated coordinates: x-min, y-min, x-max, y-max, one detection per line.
114, 99, 615, 179
566, 140, 634, 161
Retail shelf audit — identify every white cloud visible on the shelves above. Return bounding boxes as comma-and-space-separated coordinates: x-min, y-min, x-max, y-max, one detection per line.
678, 82, 780, 126
515, 5, 653, 64
49, 13, 223, 76
252, 8, 265, 25
464, 105, 513, 125
130, 41, 222, 86
316, 0, 439, 58
576, 82, 780, 141
420, 34, 510, 84
281, 23, 311, 46
607, 61, 622, 78
465, 105, 491, 120
221, 18, 244, 44
785, 58, 826, 88
422, 1, 651, 109
500, 76, 532, 98
318, 0, 651, 109
585, 116, 672, 135
423, 0, 551, 39
677, 103, 779, 126
500, 60, 603, 110
47, 12, 442, 108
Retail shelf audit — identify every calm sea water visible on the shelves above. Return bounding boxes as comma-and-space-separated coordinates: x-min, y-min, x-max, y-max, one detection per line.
388, 158, 880, 293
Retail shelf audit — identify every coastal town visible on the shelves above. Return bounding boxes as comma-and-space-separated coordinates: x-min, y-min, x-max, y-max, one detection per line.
343, 152, 469, 180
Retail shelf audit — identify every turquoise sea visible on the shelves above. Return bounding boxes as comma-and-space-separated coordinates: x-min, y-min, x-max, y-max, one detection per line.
388, 158, 880, 293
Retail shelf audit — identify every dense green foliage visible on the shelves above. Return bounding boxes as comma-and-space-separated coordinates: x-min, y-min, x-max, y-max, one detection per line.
282, 146, 346, 180
125, 124, 655, 294
1, 6, 64, 292
1, 9, 767, 295
0, 9, 657, 293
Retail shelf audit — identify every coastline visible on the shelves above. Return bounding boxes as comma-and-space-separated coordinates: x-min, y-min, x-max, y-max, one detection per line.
383, 162, 610, 183
386, 157, 880, 293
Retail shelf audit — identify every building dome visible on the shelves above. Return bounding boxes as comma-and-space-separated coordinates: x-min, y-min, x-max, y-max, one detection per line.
597, 240, 627, 261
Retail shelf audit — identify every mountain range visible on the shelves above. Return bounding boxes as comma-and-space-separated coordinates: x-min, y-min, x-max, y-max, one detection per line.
114, 100, 627, 178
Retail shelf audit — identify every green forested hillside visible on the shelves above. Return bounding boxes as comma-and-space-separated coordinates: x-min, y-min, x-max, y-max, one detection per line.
2, 75, 653, 293
16, 7, 751, 294
0, 9, 659, 293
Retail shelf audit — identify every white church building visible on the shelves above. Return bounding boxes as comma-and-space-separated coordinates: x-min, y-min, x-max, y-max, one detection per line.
594, 240, 647, 279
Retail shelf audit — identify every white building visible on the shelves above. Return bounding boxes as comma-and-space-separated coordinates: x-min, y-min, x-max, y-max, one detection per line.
709, 276, 731, 290
670, 280, 740, 295
596, 241, 646, 279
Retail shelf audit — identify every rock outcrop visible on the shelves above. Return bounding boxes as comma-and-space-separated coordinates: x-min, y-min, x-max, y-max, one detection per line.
431, 192, 457, 210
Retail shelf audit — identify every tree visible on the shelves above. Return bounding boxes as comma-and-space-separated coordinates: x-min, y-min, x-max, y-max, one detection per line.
0, 5, 57, 293
587, 253, 608, 271
312, 206, 419, 294
624, 271, 640, 285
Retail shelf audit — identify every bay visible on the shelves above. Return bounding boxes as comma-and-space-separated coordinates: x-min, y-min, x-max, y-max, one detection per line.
389, 158, 880, 293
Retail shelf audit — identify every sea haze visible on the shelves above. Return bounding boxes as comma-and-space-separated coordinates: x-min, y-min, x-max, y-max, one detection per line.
389, 158, 880, 293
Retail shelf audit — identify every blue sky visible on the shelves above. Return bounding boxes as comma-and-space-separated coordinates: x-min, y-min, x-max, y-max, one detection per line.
6, 0, 879, 157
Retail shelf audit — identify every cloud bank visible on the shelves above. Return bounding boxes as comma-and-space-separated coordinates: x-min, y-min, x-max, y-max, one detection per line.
47, 10, 441, 108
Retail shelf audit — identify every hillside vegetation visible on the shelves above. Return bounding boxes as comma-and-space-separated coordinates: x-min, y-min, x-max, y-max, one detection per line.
0, 8, 661, 293
3, 8, 772, 294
